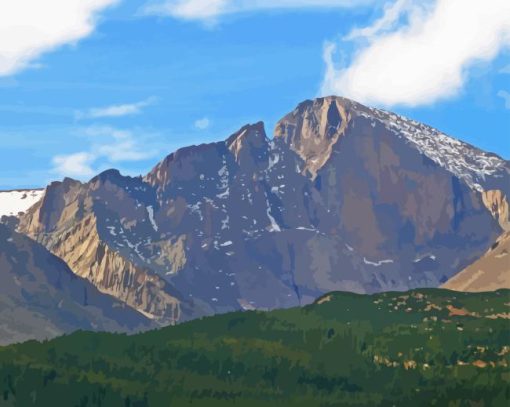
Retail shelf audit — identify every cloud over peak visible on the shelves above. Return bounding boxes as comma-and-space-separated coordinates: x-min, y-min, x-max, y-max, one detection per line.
52, 126, 163, 179
321, 0, 510, 107
52, 152, 95, 178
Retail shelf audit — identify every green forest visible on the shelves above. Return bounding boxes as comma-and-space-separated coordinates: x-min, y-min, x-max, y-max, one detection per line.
1, 289, 509, 406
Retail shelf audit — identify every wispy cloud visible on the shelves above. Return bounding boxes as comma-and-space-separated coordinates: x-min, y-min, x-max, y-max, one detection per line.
321, 0, 510, 107
500, 64, 510, 74
51, 126, 163, 179
194, 117, 210, 130
343, 0, 411, 41
497, 90, 510, 109
76, 97, 157, 119
143, 0, 376, 22
86, 126, 161, 161
52, 152, 95, 178
0, 0, 119, 77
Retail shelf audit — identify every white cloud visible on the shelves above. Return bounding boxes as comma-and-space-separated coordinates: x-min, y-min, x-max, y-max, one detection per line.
76, 97, 156, 119
343, 0, 411, 41
146, 0, 228, 21
194, 117, 210, 130
52, 152, 95, 178
143, 0, 376, 22
51, 126, 163, 179
0, 0, 118, 77
498, 90, 510, 109
88, 126, 160, 161
321, 0, 510, 107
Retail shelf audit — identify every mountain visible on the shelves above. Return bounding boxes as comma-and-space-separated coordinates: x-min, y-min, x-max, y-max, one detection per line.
0, 189, 44, 218
0, 288, 509, 406
18, 96, 510, 323
0, 223, 152, 345
442, 231, 510, 292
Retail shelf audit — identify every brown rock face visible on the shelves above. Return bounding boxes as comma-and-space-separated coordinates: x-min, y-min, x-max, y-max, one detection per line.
442, 232, 510, 292
0, 224, 152, 345
18, 96, 510, 323
275, 97, 352, 177
43, 213, 181, 323
482, 190, 510, 231
19, 173, 187, 324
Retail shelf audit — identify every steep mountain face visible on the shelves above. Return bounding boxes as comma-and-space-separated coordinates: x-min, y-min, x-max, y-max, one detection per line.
0, 223, 152, 345
18, 176, 190, 325
442, 231, 510, 292
18, 96, 510, 323
0, 189, 44, 218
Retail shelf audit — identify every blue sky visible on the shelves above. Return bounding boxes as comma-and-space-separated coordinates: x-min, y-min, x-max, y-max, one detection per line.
0, 0, 509, 189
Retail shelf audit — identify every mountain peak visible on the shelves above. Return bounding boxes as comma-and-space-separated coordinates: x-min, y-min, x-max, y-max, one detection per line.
91, 169, 123, 184
275, 97, 352, 177
226, 121, 269, 167
292, 95, 361, 112
275, 96, 509, 190
226, 121, 266, 145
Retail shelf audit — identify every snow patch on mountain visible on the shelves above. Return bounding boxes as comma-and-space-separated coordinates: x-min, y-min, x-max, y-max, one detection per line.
363, 257, 394, 267
146, 206, 158, 232
0, 189, 44, 218
265, 195, 281, 233
360, 108, 508, 192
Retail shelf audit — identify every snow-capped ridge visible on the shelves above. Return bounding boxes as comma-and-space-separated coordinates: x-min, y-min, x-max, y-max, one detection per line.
0, 189, 45, 218
279, 96, 508, 192
357, 104, 509, 192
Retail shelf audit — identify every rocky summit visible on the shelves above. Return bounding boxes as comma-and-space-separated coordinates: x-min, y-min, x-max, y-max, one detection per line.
17, 96, 510, 324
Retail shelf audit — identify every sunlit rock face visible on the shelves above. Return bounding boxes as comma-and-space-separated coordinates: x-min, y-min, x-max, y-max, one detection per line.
0, 223, 153, 345
19, 97, 510, 323
442, 231, 510, 292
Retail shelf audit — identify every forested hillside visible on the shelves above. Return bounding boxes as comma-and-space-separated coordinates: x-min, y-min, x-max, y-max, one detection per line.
1, 289, 509, 406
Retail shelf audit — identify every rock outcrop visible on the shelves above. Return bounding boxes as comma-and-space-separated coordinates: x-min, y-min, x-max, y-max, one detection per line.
482, 189, 510, 231
442, 232, 510, 292
0, 223, 152, 345
18, 175, 189, 324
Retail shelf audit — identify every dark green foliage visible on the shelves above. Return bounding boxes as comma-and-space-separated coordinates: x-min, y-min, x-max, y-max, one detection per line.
0, 289, 509, 406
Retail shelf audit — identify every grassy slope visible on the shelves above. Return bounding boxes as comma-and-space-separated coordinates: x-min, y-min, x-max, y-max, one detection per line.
0, 289, 509, 406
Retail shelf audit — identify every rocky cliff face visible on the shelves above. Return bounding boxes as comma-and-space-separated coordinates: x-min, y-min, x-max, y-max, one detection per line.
0, 223, 152, 345
18, 96, 510, 323
442, 231, 510, 292
18, 175, 190, 324
481, 189, 510, 231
